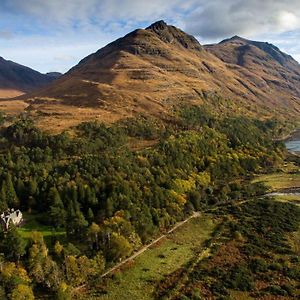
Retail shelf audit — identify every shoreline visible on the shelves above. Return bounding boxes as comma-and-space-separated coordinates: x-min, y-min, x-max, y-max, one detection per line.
284, 128, 300, 142
284, 129, 300, 155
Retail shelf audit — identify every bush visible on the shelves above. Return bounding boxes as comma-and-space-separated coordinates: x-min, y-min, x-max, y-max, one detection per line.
226, 265, 254, 291
249, 258, 268, 273
265, 285, 288, 296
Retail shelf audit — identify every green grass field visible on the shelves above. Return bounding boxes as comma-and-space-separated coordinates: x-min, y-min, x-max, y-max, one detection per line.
17, 212, 65, 241
254, 173, 300, 191
93, 215, 215, 300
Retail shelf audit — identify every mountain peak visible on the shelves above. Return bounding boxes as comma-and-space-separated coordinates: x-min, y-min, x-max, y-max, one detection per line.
145, 20, 203, 51
231, 35, 242, 39
220, 35, 247, 44
146, 20, 168, 31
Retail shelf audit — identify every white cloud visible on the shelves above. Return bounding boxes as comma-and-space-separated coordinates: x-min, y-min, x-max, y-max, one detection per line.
278, 12, 298, 31
184, 0, 300, 39
3, 0, 197, 30
0, 0, 299, 71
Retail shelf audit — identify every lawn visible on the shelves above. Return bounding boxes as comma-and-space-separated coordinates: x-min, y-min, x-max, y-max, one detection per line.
254, 172, 300, 191
17, 212, 65, 241
92, 215, 215, 300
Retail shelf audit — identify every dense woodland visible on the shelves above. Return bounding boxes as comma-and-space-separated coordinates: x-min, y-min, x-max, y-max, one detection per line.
0, 107, 288, 299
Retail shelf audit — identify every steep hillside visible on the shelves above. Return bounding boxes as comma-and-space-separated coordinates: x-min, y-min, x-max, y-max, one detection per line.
205, 36, 300, 111
1, 21, 300, 131
0, 57, 58, 98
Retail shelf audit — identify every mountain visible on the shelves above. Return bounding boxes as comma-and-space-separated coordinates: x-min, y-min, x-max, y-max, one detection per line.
214, 36, 299, 72
2, 21, 300, 131
205, 36, 300, 104
0, 57, 58, 98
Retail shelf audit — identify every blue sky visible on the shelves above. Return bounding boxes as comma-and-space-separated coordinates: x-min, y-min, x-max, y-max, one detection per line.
0, 0, 300, 73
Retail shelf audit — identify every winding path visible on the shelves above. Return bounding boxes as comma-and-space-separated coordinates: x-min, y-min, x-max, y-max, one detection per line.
101, 211, 200, 278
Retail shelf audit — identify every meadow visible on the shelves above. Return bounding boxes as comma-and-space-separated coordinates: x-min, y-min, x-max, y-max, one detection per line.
17, 212, 65, 241
254, 172, 300, 191
88, 215, 216, 300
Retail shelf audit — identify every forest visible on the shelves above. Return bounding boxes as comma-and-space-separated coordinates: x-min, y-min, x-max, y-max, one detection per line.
0, 107, 288, 299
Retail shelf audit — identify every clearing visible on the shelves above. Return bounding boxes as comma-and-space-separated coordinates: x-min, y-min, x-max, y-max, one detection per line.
90, 214, 216, 300
254, 172, 300, 191
17, 212, 65, 242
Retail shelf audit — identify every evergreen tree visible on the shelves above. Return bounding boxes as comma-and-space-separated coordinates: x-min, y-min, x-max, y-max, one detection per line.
16, 179, 25, 202
87, 208, 94, 223
4, 174, 19, 208
1, 224, 26, 262
28, 178, 37, 197
48, 187, 66, 228
0, 183, 8, 211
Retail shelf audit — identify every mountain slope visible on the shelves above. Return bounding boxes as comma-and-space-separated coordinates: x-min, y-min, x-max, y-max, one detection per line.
216, 36, 299, 72
2, 21, 300, 131
205, 36, 300, 106
0, 57, 59, 98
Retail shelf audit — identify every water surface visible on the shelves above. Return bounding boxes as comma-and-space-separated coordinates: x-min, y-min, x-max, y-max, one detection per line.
285, 130, 300, 153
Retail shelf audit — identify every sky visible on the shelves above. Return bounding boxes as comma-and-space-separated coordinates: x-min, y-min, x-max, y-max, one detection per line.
0, 0, 300, 73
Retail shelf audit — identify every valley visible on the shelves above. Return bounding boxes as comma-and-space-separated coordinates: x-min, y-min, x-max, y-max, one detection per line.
0, 19, 299, 300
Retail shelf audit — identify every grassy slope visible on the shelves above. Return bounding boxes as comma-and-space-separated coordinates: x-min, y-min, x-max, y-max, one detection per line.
90, 215, 215, 300
253, 161, 300, 191
254, 162, 300, 206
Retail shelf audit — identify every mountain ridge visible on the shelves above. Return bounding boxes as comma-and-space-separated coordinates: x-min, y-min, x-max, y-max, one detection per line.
0, 56, 60, 98
1, 21, 300, 132
211, 35, 299, 72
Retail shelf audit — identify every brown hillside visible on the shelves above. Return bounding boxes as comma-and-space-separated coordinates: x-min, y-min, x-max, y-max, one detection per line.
0, 89, 24, 99
0, 56, 61, 99
1, 21, 300, 132
205, 36, 300, 113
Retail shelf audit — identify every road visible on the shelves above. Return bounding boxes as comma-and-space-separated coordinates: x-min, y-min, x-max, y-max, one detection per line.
101, 211, 200, 278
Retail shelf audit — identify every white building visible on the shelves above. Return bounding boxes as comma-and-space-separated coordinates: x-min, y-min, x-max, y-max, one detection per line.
1, 209, 23, 231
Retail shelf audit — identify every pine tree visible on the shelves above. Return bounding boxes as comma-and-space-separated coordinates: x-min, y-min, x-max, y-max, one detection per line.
48, 187, 66, 228
4, 173, 19, 208
66, 200, 87, 236
85, 186, 98, 206
16, 178, 25, 195
0, 182, 8, 211
106, 198, 114, 217
1, 224, 26, 262
28, 178, 37, 197
73, 200, 88, 234
87, 208, 94, 223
